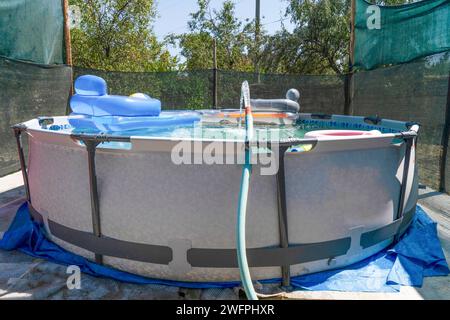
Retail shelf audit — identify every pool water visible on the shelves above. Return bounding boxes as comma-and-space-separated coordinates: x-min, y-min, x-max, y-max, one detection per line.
57, 120, 337, 142
56, 121, 319, 151
134, 124, 308, 141
51, 117, 391, 152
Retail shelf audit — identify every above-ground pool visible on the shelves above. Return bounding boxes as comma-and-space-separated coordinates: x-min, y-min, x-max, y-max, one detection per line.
12, 112, 419, 284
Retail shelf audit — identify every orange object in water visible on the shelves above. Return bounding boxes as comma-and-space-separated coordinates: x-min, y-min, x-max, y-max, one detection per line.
225, 112, 290, 119
199, 109, 298, 126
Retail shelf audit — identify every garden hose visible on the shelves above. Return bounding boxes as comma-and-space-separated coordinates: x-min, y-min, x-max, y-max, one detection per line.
236, 81, 258, 300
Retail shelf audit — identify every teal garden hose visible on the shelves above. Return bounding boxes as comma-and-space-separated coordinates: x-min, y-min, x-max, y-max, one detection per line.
236, 81, 258, 300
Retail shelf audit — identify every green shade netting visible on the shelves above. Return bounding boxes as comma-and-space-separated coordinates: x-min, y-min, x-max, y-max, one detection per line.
354, 0, 450, 70
0, 0, 65, 64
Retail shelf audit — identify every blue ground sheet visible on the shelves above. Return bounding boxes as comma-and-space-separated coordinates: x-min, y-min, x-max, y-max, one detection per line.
1, 203, 448, 292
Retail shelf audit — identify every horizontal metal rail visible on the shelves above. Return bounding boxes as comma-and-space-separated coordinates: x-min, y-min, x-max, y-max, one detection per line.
70, 133, 131, 143
28, 203, 417, 268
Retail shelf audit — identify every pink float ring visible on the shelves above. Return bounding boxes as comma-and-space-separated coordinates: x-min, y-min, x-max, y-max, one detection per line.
305, 129, 382, 138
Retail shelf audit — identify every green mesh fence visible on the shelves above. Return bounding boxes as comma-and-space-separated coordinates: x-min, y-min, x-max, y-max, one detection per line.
1, 56, 449, 192
73, 68, 346, 115
351, 53, 450, 190
355, 0, 450, 70
73, 68, 214, 110
0, 0, 65, 64
216, 71, 346, 114
0, 57, 72, 177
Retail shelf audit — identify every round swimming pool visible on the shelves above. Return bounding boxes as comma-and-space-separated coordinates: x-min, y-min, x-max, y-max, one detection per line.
13, 112, 419, 283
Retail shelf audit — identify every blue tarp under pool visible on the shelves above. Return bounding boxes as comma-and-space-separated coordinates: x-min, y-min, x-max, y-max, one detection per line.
0, 203, 448, 292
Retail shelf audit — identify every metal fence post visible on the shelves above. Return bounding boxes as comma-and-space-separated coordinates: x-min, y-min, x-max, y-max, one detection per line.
212, 38, 218, 109
344, 73, 352, 115
62, 0, 74, 115
439, 71, 450, 193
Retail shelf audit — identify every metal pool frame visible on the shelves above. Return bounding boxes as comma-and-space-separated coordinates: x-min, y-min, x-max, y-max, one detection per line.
12, 115, 418, 286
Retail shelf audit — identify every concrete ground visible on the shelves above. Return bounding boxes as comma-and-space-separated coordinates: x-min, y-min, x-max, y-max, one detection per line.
0, 172, 448, 300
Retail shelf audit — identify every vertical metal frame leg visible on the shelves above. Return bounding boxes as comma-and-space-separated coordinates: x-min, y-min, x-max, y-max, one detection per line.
276, 146, 290, 286
394, 137, 414, 243
70, 134, 131, 265
83, 139, 103, 264
12, 125, 31, 202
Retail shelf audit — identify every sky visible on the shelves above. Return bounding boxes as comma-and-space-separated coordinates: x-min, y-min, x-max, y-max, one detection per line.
153, 0, 294, 58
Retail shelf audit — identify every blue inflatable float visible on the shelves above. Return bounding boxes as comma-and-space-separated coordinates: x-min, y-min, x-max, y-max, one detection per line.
69, 75, 200, 131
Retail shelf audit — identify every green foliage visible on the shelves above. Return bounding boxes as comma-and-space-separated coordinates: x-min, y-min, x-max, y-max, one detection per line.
260, 0, 414, 75
70, 0, 416, 76
260, 0, 351, 75
70, 0, 415, 75
167, 0, 257, 71
71, 0, 176, 72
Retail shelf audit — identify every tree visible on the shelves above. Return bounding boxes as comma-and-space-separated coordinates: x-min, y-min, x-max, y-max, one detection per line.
167, 0, 259, 71
71, 0, 177, 72
260, 0, 414, 75
260, 0, 350, 75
